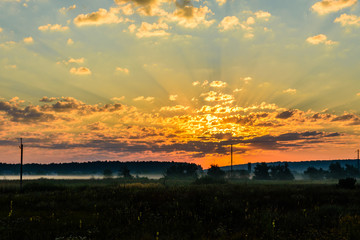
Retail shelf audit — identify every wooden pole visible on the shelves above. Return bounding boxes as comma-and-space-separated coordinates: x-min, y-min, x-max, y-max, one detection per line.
357, 149, 359, 172
19, 138, 23, 192
230, 144, 233, 177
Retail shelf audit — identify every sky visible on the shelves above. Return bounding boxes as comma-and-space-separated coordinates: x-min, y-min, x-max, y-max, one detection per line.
0, 0, 360, 168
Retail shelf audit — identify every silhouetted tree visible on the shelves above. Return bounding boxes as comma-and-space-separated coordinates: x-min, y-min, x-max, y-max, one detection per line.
345, 164, 359, 178
120, 165, 133, 179
253, 163, 271, 180
338, 178, 357, 189
270, 163, 294, 180
304, 167, 327, 180
207, 165, 226, 178
327, 162, 346, 179
165, 163, 199, 178
103, 169, 113, 179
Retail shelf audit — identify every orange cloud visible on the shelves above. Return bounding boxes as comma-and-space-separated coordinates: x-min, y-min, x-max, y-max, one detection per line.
312, 0, 357, 15
283, 88, 297, 95
70, 67, 92, 75
135, 21, 170, 38
306, 34, 338, 45
334, 13, 360, 26
116, 67, 130, 74
168, 5, 215, 28
160, 105, 190, 111
210, 81, 227, 88
38, 24, 69, 31
133, 96, 155, 102
23, 36, 34, 44
216, 0, 226, 6
74, 7, 123, 26
218, 16, 240, 31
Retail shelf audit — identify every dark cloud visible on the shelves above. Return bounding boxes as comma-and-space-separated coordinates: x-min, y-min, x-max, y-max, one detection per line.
241, 131, 340, 150
39, 96, 57, 103
0, 101, 55, 122
332, 114, 355, 122
276, 110, 294, 119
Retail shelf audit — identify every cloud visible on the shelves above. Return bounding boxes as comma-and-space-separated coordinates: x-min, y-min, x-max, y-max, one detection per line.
23, 36, 34, 44
283, 88, 297, 95
135, 21, 170, 38
38, 24, 69, 32
68, 57, 85, 64
39, 97, 125, 114
246, 16, 255, 25
242, 77, 252, 83
116, 67, 130, 74
200, 91, 234, 104
128, 24, 137, 33
74, 7, 123, 26
169, 94, 178, 101
118, 3, 135, 15
311, 0, 357, 15
242, 131, 339, 150
254, 10, 271, 20
192, 81, 200, 86
306, 34, 338, 45
69, 67, 92, 75
334, 13, 360, 26
218, 16, 240, 31
133, 96, 155, 102
111, 96, 125, 102
39, 97, 57, 103
0, 41, 16, 49
216, 0, 226, 6
67, 38, 74, 45
59, 4, 76, 14
168, 4, 215, 29
114, 0, 167, 16
233, 88, 243, 93
160, 105, 189, 111
276, 110, 295, 119
0, 100, 55, 122
244, 33, 254, 39
209, 81, 227, 88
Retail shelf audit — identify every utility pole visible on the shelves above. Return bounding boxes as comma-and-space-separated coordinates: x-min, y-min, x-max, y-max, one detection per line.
19, 138, 23, 192
357, 149, 359, 172
230, 144, 233, 178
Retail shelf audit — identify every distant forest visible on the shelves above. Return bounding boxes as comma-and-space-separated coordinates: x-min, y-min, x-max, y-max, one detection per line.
0, 159, 359, 176
222, 159, 360, 173
0, 161, 202, 175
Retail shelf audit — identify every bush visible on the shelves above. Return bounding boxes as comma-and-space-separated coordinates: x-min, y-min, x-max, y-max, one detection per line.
338, 178, 357, 189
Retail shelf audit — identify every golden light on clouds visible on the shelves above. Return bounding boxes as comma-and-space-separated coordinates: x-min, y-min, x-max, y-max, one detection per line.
38, 24, 69, 31
74, 7, 123, 26
1, 0, 360, 166
69, 67, 92, 75
311, 0, 357, 15
306, 34, 338, 45
115, 67, 130, 74
23, 36, 34, 44
334, 13, 360, 26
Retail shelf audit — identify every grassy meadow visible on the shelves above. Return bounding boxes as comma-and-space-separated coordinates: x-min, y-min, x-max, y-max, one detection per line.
0, 178, 360, 239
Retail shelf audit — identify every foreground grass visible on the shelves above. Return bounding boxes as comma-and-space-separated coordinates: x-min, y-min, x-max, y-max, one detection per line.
0, 179, 359, 239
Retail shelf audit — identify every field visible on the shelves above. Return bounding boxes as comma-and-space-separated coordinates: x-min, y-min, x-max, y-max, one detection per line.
0, 178, 360, 240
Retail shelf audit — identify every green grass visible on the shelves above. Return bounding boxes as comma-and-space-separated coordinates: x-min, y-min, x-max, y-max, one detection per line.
0, 179, 359, 239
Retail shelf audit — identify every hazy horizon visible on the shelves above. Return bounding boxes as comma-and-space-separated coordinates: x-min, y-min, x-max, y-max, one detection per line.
1, 0, 360, 168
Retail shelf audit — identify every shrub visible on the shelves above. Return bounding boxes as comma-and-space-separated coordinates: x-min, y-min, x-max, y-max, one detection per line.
338, 178, 357, 189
